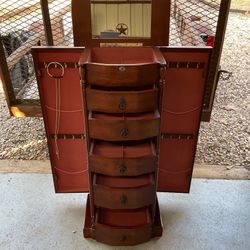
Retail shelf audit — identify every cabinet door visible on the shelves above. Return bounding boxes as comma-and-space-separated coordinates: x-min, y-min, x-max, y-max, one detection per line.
32, 47, 88, 193
158, 47, 211, 192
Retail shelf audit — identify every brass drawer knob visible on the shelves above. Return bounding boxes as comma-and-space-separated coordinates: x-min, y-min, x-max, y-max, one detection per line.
120, 194, 128, 205
120, 234, 127, 242
118, 97, 126, 111
118, 66, 126, 72
120, 128, 129, 138
119, 162, 127, 174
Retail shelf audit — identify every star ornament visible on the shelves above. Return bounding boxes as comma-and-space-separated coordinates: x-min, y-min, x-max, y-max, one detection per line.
116, 23, 128, 36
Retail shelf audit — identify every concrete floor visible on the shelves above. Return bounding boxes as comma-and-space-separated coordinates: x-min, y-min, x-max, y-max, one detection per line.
0, 174, 249, 250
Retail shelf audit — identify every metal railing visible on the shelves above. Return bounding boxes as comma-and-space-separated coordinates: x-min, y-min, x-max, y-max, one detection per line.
0, 0, 231, 120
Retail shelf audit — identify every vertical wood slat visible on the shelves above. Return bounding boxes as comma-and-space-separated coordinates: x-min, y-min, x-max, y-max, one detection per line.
0, 35, 16, 110
107, 4, 118, 31
91, 2, 151, 37
40, 0, 54, 45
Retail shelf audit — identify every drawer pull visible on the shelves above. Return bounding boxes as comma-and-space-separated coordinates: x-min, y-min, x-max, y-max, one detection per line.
120, 234, 127, 242
118, 66, 126, 72
119, 162, 127, 174
118, 97, 126, 111
120, 194, 128, 205
120, 128, 129, 138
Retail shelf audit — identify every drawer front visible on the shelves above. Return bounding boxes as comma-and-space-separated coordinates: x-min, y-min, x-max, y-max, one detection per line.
89, 156, 157, 176
93, 185, 155, 209
86, 88, 158, 113
89, 118, 160, 141
87, 63, 160, 87
95, 224, 151, 246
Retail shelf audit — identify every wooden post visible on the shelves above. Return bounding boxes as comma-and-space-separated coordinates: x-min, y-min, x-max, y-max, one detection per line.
201, 0, 231, 121
40, 0, 54, 45
0, 35, 16, 111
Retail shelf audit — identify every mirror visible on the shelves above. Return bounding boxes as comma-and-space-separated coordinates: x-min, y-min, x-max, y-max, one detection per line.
91, 0, 152, 39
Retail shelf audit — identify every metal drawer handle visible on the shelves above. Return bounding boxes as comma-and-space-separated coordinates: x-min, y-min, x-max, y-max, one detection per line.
120, 194, 128, 205
118, 97, 126, 111
119, 162, 127, 174
120, 128, 129, 138
118, 66, 126, 72
120, 234, 127, 242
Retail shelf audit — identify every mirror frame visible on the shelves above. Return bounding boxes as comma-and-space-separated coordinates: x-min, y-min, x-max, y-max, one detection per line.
72, 0, 170, 47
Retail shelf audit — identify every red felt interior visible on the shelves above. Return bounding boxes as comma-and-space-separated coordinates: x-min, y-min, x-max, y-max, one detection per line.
158, 49, 210, 192
157, 171, 191, 193
95, 174, 152, 188
160, 51, 208, 134
97, 207, 150, 227
159, 139, 196, 172
90, 47, 157, 64
50, 139, 88, 192
90, 110, 159, 121
34, 49, 88, 192
91, 140, 155, 158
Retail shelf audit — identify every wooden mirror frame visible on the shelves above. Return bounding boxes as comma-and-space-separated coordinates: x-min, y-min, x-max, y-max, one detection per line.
72, 0, 170, 47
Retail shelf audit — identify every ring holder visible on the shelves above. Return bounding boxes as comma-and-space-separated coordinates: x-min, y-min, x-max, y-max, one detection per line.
46, 62, 65, 78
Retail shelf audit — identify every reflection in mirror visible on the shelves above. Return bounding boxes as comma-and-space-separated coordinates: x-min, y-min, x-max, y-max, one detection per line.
91, 0, 152, 39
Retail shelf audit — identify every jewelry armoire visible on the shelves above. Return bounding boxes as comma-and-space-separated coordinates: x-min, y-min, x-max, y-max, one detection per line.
32, 0, 212, 246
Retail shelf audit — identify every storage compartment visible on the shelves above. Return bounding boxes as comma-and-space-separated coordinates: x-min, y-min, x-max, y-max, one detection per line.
50, 139, 89, 192
160, 50, 207, 134
89, 140, 157, 176
88, 111, 160, 141
95, 207, 151, 246
82, 47, 163, 87
86, 87, 158, 113
97, 207, 151, 228
93, 174, 155, 209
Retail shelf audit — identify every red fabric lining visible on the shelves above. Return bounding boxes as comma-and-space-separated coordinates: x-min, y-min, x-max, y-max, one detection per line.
90, 47, 156, 64
96, 174, 151, 188
92, 141, 154, 158
98, 207, 149, 227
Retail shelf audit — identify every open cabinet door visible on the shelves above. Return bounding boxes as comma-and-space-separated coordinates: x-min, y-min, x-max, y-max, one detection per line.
32, 47, 89, 193
158, 47, 212, 193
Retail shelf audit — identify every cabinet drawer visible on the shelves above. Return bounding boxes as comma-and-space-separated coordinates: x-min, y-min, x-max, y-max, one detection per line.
95, 207, 151, 246
87, 63, 160, 87
86, 87, 158, 113
89, 140, 157, 176
88, 111, 160, 141
93, 174, 155, 209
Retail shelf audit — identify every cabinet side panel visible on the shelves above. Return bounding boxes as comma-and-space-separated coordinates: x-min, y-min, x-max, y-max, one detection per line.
158, 47, 211, 192
32, 47, 89, 193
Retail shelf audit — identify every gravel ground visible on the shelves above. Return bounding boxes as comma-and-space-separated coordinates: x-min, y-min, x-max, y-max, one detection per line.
196, 12, 250, 168
0, 12, 249, 168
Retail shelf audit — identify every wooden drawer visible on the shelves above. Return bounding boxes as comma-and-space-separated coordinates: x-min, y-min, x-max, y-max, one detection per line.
89, 140, 157, 176
95, 207, 151, 246
86, 63, 160, 87
93, 174, 155, 209
88, 111, 160, 141
86, 87, 158, 113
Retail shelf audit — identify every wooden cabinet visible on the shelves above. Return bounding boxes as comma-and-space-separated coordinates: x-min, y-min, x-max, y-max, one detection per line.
32, 46, 211, 246
82, 47, 164, 245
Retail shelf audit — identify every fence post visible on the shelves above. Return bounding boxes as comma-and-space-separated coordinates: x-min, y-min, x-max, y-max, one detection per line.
202, 0, 231, 121
40, 0, 54, 45
0, 35, 16, 110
